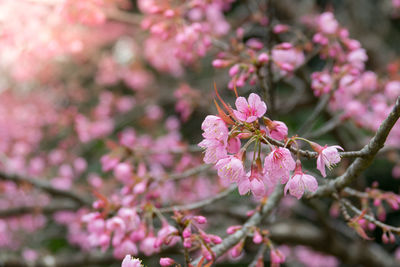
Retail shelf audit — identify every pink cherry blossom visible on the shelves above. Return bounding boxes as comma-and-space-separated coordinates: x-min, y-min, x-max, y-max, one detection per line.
201, 115, 229, 141
227, 136, 241, 154
216, 156, 245, 182
233, 93, 267, 123
318, 12, 339, 34
121, 255, 143, 267
285, 161, 318, 199
198, 138, 228, 164
139, 234, 160, 256
264, 147, 295, 184
237, 164, 266, 198
313, 143, 344, 177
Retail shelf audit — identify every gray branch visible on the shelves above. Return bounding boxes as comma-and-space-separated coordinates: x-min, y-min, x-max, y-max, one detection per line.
307, 96, 400, 198
190, 184, 284, 265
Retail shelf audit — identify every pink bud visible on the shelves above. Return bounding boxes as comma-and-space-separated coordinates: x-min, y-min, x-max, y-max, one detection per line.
246, 39, 264, 50
230, 241, 243, 258
209, 234, 222, 244
160, 257, 175, 266
258, 53, 269, 63
212, 59, 230, 68
273, 24, 289, 34
280, 62, 294, 72
183, 238, 192, 248
133, 181, 147, 194
114, 163, 132, 183
382, 232, 389, 244
182, 227, 191, 238
202, 247, 213, 261
194, 216, 207, 224
253, 230, 263, 244
226, 225, 242, 234
390, 232, 396, 243
229, 64, 241, 76
270, 249, 285, 264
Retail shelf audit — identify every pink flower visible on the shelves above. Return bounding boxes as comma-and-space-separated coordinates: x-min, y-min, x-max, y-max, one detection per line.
318, 12, 338, 34
227, 136, 241, 154
198, 139, 227, 164
233, 93, 267, 123
237, 163, 266, 198
216, 156, 245, 182
284, 161, 318, 199
264, 147, 295, 184
114, 240, 138, 259
140, 234, 160, 256
312, 143, 344, 177
201, 115, 229, 141
121, 255, 143, 267
114, 163, 133, 183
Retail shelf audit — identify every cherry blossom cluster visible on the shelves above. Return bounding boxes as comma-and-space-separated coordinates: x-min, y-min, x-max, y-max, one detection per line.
174, 84, 202, 122
138, 0, 233, 76
56, 115, 225, 260
309, 11, 400, 173
75, 91, 135, 143
199, 92, 344, 199
96, 52, 154, 92
213, 38, 305, 89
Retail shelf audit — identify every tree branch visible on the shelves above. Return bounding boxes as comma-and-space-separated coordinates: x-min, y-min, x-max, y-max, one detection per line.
190, 184, 284, 265
307, 96, 400, 198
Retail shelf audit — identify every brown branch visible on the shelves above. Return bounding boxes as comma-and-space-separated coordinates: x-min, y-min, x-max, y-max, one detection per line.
307, 96, 400, 198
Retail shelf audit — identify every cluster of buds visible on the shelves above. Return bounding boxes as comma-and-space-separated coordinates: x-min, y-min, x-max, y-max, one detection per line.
226, 225, 285, 266
173, 212, 222, 262
213, 37, 305, 90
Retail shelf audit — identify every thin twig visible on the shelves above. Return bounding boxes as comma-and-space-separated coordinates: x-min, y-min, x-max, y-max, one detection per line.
248, 243, 267, 267
341, 198, 400, 233
167, 164, 212, 181
262, 134, 367, 158
297, 92, 332, 135
305, 114, 344, 139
